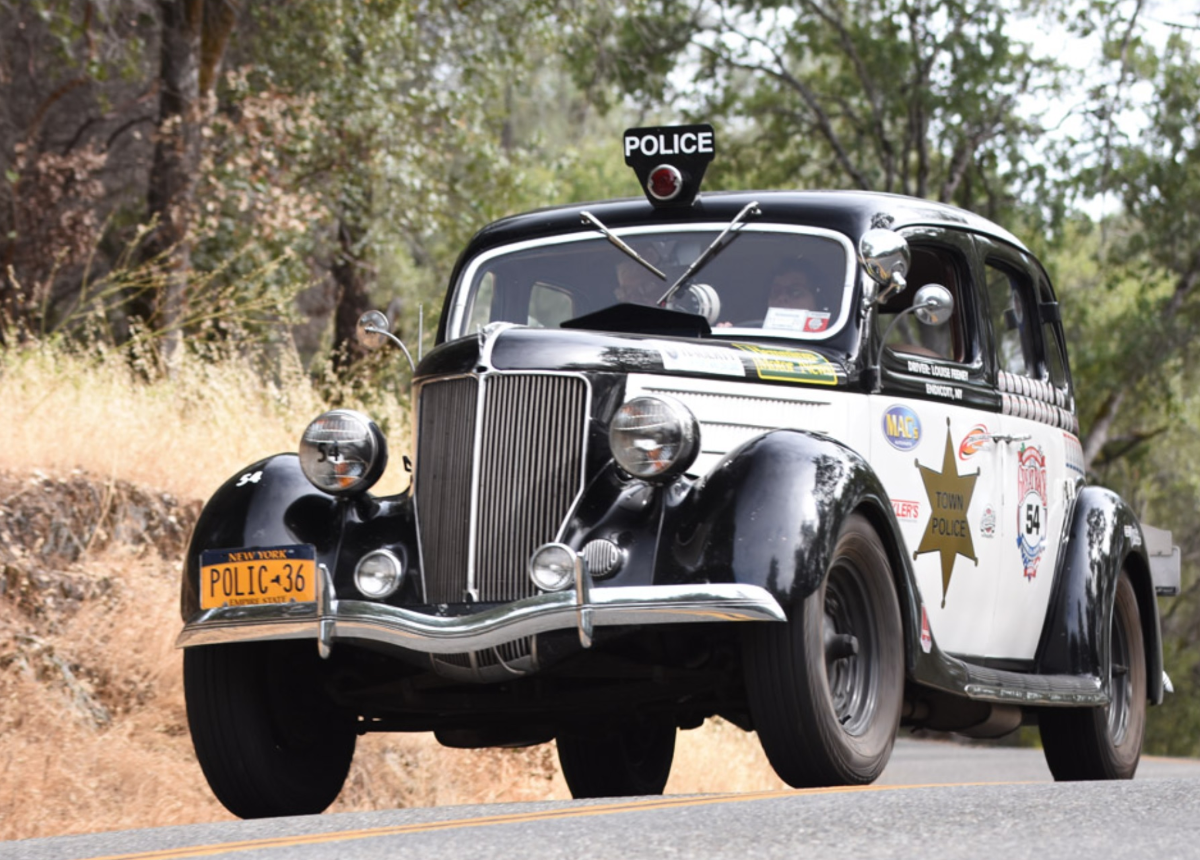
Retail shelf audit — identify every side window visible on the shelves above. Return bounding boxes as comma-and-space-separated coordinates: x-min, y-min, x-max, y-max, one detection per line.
878, 244, 970, 363
528, 283, 575, 328
985, 261, 1038, 378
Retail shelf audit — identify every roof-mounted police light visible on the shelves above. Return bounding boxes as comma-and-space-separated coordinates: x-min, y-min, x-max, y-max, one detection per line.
624, 124, 716, 209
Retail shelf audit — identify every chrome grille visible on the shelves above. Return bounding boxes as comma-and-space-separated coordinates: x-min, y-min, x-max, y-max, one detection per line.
415, 374, 588, 605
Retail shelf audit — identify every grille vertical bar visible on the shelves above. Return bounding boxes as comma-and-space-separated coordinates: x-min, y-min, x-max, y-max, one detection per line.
415, 373, 588, 606
415, 377, 478, 604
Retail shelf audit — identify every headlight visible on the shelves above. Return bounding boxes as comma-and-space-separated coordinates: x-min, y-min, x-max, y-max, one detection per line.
609, 396, 699, 479
354, 549, 405, 598
299, 409, 387, 495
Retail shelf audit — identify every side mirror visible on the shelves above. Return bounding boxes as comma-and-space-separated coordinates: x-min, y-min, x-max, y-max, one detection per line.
356, 310, 416, 373
873, 283, 955, 393
357, 310, 392, 350
912, 283, 953, 326
858, 228, 910, 307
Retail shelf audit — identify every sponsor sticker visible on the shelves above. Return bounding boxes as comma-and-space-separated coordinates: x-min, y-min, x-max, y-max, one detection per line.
958, 424, 990, 460
920, 606, 933, 654
892, 499, 921, 521
883, 404, 922, 451
1017, 445, 1048, 580
763, 307, 830, 333
914, 421, 979, 607
659, 345, 745, 378
733, 344, 839, 385
980, 504, 997, 538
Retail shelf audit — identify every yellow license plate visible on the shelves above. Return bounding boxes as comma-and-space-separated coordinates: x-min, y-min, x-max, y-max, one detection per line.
199, 545, 316, 609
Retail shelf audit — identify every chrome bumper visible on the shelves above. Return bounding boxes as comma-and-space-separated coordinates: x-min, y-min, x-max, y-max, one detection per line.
176, 568, 786, 657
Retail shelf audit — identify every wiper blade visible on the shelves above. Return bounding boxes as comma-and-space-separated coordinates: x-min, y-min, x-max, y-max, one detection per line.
659, 201, 760, 305
580, 211, 666, 283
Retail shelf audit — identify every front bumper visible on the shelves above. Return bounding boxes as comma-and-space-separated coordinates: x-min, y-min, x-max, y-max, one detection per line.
176, 564, 787, 657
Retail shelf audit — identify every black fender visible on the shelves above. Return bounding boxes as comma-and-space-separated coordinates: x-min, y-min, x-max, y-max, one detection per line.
660, 429, 921, 651
181, 455, 420, 620
1035, 486, 1164, 704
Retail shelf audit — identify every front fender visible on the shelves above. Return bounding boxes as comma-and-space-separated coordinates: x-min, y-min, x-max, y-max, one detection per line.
180, 454, 344, 620
661, 429, 908, 611
1036, 486, 1164, 703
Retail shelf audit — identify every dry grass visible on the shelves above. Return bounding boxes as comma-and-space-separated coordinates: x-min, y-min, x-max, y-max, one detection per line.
0, 341, 784, 842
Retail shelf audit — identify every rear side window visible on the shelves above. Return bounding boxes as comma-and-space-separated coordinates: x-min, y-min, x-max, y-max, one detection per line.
985, 262, 1037, 377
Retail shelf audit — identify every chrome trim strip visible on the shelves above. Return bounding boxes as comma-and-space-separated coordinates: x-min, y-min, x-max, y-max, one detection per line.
176, 584, 787, 654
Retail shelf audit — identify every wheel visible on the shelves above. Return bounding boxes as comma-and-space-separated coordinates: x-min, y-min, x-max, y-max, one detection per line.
743, 513, 904, 787
184, 640, 357, 818
1039, 571, 1146, 780
556, 719, 676, 798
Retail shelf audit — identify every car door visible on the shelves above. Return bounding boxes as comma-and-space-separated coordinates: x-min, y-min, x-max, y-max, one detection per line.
869, 227, 1002, 661
977, 238, 1077, 662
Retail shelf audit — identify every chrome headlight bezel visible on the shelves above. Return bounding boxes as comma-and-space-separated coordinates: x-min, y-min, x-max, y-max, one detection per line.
608, 395, 700, 480
354, 549, 405, 599
298, 409, 388, 495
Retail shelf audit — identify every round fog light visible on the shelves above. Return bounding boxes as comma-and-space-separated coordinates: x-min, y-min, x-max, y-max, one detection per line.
528, 543, 580, 593
354, 549, 404, 598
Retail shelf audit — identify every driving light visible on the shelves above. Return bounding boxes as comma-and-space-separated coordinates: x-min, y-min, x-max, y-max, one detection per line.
529, 543, 580, 592
299, 409, 387, 495
609, 396, 699, 479
354, 549, 404, 598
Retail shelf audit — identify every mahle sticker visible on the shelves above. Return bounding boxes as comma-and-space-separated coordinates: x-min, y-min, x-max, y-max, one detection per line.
734, 344, 839, 385
883, 404, 922, 451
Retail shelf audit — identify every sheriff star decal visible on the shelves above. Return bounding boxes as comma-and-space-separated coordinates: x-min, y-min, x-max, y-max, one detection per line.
914, 420, 979, 607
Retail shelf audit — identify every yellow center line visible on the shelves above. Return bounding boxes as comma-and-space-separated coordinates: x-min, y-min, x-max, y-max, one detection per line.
77, 782, 1021, 860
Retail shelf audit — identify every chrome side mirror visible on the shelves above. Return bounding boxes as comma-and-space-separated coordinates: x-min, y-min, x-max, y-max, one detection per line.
873, 283, 954, 392
356, 310, 416, 373
858, 228, 910, 307
357, 310, 392, 350
912, 283, 953, 326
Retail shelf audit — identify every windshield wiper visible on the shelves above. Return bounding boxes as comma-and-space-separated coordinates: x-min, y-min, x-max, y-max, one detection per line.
659, 201, 760, 306
580, 211, 666, 284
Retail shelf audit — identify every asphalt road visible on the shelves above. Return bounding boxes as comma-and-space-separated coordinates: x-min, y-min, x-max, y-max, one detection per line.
9, 739, 1200, 860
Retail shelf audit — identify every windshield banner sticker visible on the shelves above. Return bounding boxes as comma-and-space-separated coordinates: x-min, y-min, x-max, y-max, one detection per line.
1017, 444, 1048, 580
734, 344, 839, 385
914, 420, 979, 607
659, 345, 745, 377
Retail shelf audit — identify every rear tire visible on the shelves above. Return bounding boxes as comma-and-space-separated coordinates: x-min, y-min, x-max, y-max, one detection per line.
1040, 571, 1146, 780
556, 719, 676, 798
743, 513, 904, 787
184, 641, 357, 818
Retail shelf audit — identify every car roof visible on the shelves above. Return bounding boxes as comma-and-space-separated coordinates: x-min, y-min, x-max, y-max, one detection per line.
460, 189, 1030, 258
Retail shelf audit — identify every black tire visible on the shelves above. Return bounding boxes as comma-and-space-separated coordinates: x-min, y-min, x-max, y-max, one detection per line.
743, 513, 904, 787
1040, 571, 1146, 781
556, 719, 676, 798
184, 641, 357, 818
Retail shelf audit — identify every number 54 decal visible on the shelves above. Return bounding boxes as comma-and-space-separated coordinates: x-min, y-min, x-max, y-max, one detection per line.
1017, 445, 1047, 580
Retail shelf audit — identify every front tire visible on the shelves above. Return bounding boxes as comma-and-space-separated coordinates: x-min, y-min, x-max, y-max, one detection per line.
556, 719, 676, 798
184, 641, 357, 818
1039, 571, 1146, 780
743, 513, 904, 787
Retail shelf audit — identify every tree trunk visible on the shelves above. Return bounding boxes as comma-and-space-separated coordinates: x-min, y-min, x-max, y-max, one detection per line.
332, 217, 371, 370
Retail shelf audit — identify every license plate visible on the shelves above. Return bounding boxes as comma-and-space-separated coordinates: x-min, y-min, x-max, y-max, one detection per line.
199, 545, 316, 609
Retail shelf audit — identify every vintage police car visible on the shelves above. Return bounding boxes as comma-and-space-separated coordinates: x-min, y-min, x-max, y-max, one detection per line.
178, 125, 1180, 819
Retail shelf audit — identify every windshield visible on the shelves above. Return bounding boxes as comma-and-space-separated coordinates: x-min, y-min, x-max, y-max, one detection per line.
446, 224, 855, 341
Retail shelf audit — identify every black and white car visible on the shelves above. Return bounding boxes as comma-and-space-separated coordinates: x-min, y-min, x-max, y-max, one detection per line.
177, 124, 1180, 819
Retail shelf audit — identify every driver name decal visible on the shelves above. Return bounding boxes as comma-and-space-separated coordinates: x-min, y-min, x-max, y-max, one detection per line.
1017, 445, 1048, 580
914, 420, 979, 607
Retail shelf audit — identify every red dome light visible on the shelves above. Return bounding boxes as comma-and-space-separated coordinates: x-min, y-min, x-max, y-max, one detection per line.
647, 164, 684, 201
